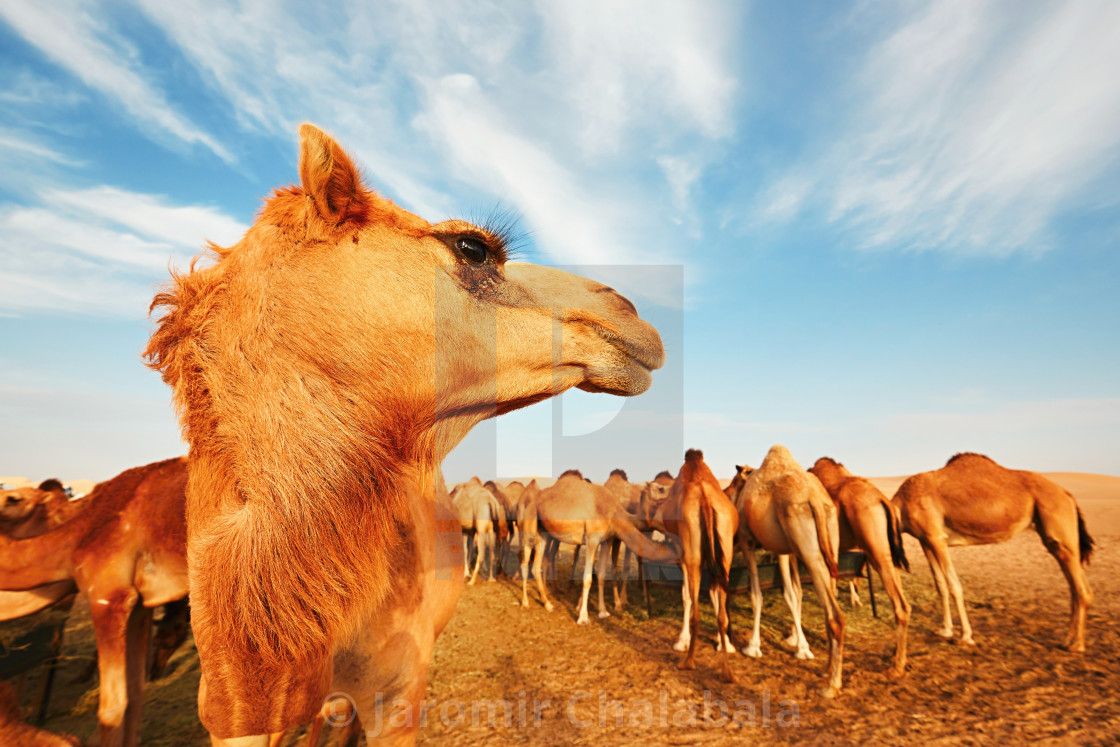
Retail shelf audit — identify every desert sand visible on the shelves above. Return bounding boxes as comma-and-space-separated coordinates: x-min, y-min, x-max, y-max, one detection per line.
7, 471, 1119, 745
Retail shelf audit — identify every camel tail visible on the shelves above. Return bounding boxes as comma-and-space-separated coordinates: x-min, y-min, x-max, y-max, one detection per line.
883, 500, 910, 573
1077, 507, 1095, 566
700, 490, 730, 591
613, 511, 680, 564
809, 501, 840, 579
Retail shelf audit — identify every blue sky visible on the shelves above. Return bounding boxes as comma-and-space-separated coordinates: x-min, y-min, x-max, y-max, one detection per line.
1, 0, 1118, 484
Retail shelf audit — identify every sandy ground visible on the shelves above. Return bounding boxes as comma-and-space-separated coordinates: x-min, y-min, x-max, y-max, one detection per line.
7, 473, 1119, 745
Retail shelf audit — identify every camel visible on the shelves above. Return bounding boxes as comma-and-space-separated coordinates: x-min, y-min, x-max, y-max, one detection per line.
602, 469, 644, 607
892, 452, 1094, 651
809, 457, 912, 677
0, 457, 189, 747
517, 474, 678, 625
0, 480, 87, 538
452, 477, 503, 584
483, 480, 522, 575
0, 480, 190, 683
643, 450, 739, 682
730, 445, 846, 698
144, 123, 665, 745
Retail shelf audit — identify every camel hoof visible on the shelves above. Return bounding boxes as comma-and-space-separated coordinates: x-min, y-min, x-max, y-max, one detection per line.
1062, 641, 1086, 654
677, 659, 695, 671
887, 667, 906, 680
672, 639, 690, 652
721, 668, 737, 684
744, 644, 762, 659
545, 603, 555, 612
795, 648, 815, 661
716, 642, 737, 655
821, 686, 840, 699
577, 618, 590, 626
520, 601, 529, 609
487, 577, 496, 583
956, 636, 977, 647
467, 579, 476, 587
935, 627, 954, 639
598, 611, 611, 619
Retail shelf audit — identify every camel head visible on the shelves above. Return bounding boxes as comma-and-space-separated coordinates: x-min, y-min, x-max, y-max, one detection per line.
808, 457, 850, 491
0, 479, 65, 522
724, 463, 755, 499
147, 124, 664, 475
639, 480, 671, 521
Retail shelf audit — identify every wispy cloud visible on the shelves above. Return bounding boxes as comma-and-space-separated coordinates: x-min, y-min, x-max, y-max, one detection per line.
759, 0, 1120, 255
0, 0, 231, 162
0, 186, 246, 316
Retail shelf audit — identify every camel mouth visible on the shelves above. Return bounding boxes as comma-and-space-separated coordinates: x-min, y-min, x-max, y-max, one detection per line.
592, 324, 664, 372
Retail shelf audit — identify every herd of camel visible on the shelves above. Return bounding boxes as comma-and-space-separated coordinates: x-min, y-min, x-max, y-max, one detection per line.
0, 124, 1097, 746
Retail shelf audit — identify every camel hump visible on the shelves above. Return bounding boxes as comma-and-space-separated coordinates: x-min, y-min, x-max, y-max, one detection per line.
654, 470, 674, 481
684, 448, 704, 462
559, 468, 583, 479
609, 468, 628, 481
945, 452, 995, 467
36, 478, 64, 493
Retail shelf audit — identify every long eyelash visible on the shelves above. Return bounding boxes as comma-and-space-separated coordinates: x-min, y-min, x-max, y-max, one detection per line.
469, 205, 532, 263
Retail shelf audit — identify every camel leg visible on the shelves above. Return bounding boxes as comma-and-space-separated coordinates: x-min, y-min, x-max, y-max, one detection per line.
575, 539, 599, 625
780, 506, 845, 697
123, 602, 153, 746
780, 556, 813, 660
485, 530, 496, 582
569, 543, 581, 589
619, 545, 631, 610
709, 586, 736, 654
848, 580, 863, 607
870, 549, 911, 677
596, 540, 612, 619
467, 530, 483, 586
926, 538, 974, 645
610, 539, 623, 612
678, 559, 703, 672
89, 588, 139, 747
520, 534, 533, 608
920, 542, 955, 638
713, 584, 736, 683
740, 542, 763, 658
461, 534, 470, 579
673, 566, 693, 651
1034, 509, 1093, 652
532, 536, 554, 612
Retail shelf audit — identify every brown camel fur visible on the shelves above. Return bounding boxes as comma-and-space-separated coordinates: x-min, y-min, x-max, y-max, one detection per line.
518, 475, 677, 624
144, 123, 665, 745
452, 477, 503, 584
893, 452, 1094, 651
0, 457, 188, 747
645, 450, 739, 683
810, 457, 912, 677
730, 445, 846, 698
0, 681, 79, 746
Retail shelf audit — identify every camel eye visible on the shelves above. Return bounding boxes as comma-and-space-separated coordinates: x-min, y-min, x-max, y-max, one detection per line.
456, 236, 490, 264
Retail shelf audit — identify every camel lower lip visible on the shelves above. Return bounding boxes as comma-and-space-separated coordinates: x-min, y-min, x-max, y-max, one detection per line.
593, 325, 662, 372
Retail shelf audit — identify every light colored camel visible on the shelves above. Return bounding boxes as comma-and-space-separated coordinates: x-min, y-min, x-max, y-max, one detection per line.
144, 123, 664, 745
484, 479, 522, 575
601, 469, 645, 610
452, 477, 503, 584
809, 457, 912, 677
644, 450, 739, 683
730, 445, 846, 698
0, 458, 188, 747
518, 474, 677, 625
893, 452, 1094, 651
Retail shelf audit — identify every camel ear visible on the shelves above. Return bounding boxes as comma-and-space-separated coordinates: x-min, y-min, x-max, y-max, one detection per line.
298, 123, 371, 225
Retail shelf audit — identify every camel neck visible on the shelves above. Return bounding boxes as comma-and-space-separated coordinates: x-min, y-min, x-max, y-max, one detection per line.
0, 520, 80, 589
